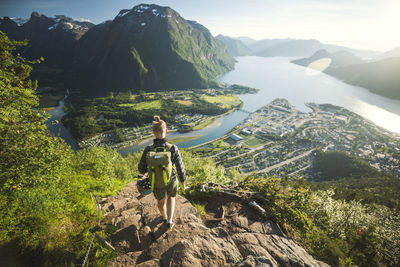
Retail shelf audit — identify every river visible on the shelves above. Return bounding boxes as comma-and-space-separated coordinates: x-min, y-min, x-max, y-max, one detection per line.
119, 56, 400, 155
45, 93, 79, 151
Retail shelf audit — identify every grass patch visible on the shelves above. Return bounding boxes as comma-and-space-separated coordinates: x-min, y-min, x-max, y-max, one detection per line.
201, 95, 241, 109
193, 117, 215, 130
177, 100, 193, 106
245, 137, 264, 147
192, 203, 206, 217
168, 135, 201, 144
118, 100, 162, 110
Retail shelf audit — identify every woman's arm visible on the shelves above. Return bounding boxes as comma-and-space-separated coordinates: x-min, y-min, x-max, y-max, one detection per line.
138, 146, 150, 174
171, 145, 187, 183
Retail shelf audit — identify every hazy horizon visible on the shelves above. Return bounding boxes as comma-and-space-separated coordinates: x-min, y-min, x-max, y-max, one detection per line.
1, 0, 399, 52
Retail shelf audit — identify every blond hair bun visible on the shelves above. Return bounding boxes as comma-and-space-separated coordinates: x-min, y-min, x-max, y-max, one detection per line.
153, 115, 166, 133
154, 115, 161, 122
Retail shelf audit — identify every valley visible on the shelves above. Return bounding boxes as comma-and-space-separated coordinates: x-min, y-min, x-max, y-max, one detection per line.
66, 84, 258, 149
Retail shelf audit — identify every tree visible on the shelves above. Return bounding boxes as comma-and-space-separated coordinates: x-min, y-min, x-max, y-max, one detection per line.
0, 30, 73, 247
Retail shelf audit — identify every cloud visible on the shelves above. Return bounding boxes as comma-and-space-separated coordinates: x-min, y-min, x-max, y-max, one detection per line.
78, 18, 92, 22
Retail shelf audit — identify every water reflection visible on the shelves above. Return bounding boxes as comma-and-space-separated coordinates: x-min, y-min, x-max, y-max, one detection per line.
305, 58, 332, 76
353, 100, 400, 133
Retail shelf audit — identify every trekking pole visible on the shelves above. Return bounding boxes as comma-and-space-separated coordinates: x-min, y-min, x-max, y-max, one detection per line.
81, 192, 115, 267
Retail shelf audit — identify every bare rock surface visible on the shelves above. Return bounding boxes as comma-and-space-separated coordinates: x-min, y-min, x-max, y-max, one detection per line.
104, 182, 329, 267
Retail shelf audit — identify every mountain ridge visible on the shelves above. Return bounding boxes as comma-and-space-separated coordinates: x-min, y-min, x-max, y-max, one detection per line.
216, 35, 379, 59
0, 4, 235, 94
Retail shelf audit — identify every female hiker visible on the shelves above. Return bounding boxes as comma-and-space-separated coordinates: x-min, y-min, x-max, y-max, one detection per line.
138, 116, 187, 229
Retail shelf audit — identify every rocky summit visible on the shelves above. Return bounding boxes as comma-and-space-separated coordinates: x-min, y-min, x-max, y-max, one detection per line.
101, 182, 329, 266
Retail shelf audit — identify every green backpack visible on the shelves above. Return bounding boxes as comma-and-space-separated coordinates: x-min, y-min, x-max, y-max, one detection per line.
146, 143, 173, 191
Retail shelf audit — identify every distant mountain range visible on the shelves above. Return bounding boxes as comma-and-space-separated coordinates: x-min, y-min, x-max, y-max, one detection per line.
0, 4, 234, 95
292, 49, 400, 100
215, 35, 379, 59
215, 34, 251, 57
373, 46, 400, 61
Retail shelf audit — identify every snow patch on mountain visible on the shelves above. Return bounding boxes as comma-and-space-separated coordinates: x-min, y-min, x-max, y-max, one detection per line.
141, 22, 146, 26
64, 22, 74, 29
117, 10, 130, 17
11, 17, 28, 26
48, 23, 58, 30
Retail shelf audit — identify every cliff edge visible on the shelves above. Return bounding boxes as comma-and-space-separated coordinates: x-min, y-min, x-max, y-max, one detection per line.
101, 182, 329, 267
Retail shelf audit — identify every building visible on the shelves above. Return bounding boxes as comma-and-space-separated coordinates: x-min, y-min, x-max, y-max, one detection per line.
241, 128, 252, 136
229, 134, 243, 143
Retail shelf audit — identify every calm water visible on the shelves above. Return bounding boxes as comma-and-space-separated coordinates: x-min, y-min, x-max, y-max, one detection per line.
45, 96, 79, 150
220, 56, 400, 131
121, 56, 400, 154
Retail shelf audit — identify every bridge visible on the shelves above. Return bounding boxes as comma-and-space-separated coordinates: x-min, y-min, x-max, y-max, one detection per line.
239, 109, 252, 114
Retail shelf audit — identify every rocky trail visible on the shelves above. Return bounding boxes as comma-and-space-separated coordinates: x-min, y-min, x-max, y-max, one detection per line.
101, 182, 329, 267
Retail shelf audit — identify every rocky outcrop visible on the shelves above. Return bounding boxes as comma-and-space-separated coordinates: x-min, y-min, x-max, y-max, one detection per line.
102, 182, 329, 266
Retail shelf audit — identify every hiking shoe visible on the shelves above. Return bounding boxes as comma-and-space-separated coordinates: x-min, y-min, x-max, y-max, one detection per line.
162, 218, 167, 223
166, 221, 174, 229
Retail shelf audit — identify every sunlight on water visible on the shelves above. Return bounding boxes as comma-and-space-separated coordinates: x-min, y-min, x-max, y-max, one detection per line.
354, 100, 400, 133
305, 58, 332, 76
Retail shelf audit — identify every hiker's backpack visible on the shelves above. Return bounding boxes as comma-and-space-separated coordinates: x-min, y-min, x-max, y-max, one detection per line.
145, 143, 173, 191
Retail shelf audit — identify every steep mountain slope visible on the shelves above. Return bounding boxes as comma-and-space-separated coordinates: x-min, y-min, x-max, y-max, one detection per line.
328, 57, 400, 100
215, 34, 252, 56
0, 4, 234, 94
292, 49, 365, 69
73, 4, 234, 93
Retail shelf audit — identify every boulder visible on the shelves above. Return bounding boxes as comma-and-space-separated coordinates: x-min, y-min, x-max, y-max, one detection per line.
166, 228, 243, 266
232, 233, 330, 267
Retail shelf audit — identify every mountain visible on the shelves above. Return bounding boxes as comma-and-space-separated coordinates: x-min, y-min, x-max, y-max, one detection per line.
234, 36, 258, 46
328, 57, 400, 100
373, 46, 400, 61
253, 39, 324, 57
0, 13, 94, 67
11, 17, 28, 26
223, 36, 379, 59
292, 49, 365, 69
292, 49, 400, 100
215, 34, 252, 56
250, 38, 378, 58
0, 4, 234, 94
73, 5, 234, 93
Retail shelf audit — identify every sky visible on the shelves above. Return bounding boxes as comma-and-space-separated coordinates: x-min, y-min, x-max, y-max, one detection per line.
1, 0, 399, 51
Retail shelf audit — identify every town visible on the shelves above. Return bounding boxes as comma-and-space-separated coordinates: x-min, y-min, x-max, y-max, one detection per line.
192, 99, 400, 179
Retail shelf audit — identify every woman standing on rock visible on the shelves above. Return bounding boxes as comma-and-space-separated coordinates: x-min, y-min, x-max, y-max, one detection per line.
138, 116, 187, 229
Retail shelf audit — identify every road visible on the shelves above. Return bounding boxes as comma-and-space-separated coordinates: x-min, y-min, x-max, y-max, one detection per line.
255, 149, 316, 174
